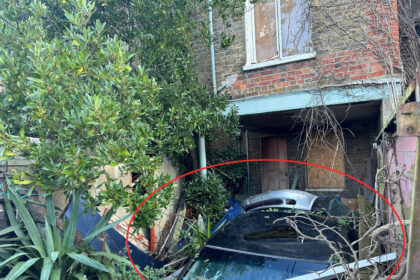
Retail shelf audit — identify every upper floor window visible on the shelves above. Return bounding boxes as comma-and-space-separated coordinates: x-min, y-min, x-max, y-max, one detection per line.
244, 0, 315, 71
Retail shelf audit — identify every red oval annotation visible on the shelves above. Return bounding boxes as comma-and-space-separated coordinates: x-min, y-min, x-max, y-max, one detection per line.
125, 159, 406, 280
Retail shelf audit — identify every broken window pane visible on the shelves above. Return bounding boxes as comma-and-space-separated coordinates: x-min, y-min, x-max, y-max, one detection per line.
254, 0, 279, 62
281, 0, 311, 57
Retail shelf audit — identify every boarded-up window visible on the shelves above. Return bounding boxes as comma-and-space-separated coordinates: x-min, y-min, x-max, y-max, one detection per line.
254, 0, 278, 61
306, 132, 345, 189
251, 0, 311, 63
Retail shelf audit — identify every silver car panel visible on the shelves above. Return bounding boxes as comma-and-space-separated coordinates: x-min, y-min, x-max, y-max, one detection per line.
242, 189, 318, 212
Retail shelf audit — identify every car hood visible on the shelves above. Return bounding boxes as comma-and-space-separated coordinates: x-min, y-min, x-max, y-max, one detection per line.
206, 211, 344, 263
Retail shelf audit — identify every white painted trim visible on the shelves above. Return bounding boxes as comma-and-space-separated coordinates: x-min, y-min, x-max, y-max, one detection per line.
243, 52, 316, 71
244, 1, 255, 65
276, 0, 282, 58
287, 252, 397, 280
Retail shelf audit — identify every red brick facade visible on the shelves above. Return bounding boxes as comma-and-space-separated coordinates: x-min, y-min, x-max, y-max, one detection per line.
231, 49, 391, 98
193, 0, 400, 99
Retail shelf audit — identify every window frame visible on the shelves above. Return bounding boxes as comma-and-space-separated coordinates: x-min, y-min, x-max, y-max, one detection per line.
244, 0, 316, 71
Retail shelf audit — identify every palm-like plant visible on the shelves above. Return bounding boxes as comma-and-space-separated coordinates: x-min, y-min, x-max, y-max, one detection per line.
0, 184, 132, 279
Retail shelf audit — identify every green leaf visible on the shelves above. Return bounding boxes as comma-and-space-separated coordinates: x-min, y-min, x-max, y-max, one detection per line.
61, 190, 80, 256
3, 192, 28, 244
119, 150, 130, 156
46, 195, 61, 251
19, 128, 25, 139
7, 187, 45, 256
0, 243, 18, 249
14, 276, 33, 280
0, 237, 30, 242
26, 77, 43, 83
50, 267, 61, 280
73, 273, 87, 280
66, 253, 110, 273
12, 179, 32, 185
84, 212, 131, 245
4, 258, 40, 280
45, 195, 57, 227
4, 151, 14, 156
0, 224, 22, 236
83, 207, 115, 245
40, 257, 53, 280
0, 252, 27, 268
44, 217, 54, 255
89, 252, 131, 266
51, 251, 59, 263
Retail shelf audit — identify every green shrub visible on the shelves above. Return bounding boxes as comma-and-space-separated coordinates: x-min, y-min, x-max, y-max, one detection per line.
0, 0, 176, 229
185, 174, 228, 222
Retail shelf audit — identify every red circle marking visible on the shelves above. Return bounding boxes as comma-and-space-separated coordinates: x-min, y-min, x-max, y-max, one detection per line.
125, 159, 406, 280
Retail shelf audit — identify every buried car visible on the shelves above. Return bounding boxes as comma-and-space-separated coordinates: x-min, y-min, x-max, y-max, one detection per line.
177, 190, 395, 280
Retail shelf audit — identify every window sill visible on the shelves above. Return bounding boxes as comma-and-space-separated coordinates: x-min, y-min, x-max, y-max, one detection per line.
243, 52, 316, 72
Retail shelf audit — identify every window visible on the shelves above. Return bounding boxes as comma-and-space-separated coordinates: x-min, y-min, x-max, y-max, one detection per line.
244, 0, 315, 71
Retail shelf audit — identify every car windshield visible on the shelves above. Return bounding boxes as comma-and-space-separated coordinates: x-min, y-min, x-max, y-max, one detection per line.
182, 246, 329, 280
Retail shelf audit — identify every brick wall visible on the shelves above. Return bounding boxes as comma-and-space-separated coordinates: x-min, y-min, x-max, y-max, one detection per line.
193, 0, 400, 99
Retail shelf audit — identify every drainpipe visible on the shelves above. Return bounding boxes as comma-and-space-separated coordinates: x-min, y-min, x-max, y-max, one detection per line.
246, 129, 251, 197
198, 136, 207, 178
198, 0, 217, 178
209, 0, 217, 96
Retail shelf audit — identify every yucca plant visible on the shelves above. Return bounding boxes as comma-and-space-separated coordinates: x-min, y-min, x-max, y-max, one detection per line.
0, 184, 132, 279
178, 215, 217, 259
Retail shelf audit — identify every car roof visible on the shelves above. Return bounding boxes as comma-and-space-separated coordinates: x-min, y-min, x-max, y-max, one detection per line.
206, 211, 345, 263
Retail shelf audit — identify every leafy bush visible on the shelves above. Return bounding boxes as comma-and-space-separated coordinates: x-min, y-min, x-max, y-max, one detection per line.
209, 146, 247, 190
0, 183, 132, 279
185, 174, 228, 221
0, 0, 174, 229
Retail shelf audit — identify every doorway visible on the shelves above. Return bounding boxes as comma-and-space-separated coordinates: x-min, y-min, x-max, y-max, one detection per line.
261, 136, 289, 192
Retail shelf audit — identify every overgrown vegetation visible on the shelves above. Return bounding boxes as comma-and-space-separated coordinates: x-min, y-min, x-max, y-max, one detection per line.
0, 0, 264, 277
0, 0, 246, 229
185, 174, 228, 223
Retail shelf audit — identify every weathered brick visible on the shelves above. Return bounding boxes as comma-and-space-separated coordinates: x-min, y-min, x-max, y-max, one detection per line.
192, 0, 399, 99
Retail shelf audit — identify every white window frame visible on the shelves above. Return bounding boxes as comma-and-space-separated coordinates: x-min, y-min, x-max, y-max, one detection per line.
244, 0, 316, 71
